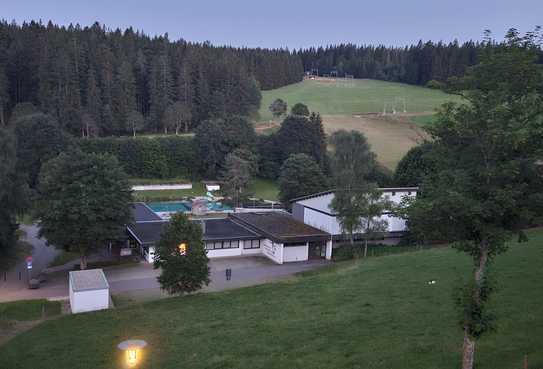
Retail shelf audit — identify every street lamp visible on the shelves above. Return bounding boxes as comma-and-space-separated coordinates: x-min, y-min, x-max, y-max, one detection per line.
118, 339, 147, 367
178, 242, 187, 255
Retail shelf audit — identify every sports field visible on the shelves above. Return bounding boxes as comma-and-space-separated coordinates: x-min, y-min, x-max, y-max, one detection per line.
258, 78, 459, 169
259, 78, 459, 120
1, 229, 541, 369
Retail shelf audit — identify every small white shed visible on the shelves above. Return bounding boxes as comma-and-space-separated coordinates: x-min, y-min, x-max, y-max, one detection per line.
69, 269, 110, 314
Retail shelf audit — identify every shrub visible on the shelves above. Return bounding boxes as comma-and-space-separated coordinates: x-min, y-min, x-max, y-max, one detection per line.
78, 136, 198, 179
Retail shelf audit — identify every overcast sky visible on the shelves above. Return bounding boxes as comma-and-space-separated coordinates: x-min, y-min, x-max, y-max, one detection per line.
3, 0, 542, 48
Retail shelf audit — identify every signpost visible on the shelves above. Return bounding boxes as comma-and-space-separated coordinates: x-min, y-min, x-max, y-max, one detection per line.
26, 256, 33, 288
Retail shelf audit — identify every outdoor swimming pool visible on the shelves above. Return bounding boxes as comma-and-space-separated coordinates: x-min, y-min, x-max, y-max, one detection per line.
148, 201, 232, 213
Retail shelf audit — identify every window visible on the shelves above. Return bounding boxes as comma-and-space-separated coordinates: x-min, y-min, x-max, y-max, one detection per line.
206, 240, 240, 250
244, 239, 261, 249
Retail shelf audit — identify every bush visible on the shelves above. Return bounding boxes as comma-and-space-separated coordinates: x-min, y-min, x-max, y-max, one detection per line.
78, 136, 198, 179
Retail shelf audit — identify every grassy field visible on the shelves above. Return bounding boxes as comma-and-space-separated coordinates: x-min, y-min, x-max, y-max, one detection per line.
132, 179, 279, 202
248, 179, 279, 201
1, 229, 541, 369
410, 114, 437, 126
258, 78, 459, 169
259, 78, 460, 120
0, 300, 61, 322
132, 181, 207, 202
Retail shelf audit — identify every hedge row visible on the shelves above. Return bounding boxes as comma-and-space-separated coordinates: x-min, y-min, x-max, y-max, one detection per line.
78, 136, 198, 179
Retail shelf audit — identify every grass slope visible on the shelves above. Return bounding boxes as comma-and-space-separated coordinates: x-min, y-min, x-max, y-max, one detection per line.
1, 230, 542, 369
259, 79, 459, 120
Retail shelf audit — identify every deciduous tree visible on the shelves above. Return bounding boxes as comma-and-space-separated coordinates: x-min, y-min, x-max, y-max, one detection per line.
291, 102, 310, 116
329, 130, 378, 244
153, 213, 210, 295
406, 29, 543, 369
278, 154, 327, 207
269, 98, 287, 119
36, 150, 132, 269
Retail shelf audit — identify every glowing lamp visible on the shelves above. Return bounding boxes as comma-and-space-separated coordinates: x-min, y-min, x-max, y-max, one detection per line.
178, 242, 187, 255
118, 339, 147, 367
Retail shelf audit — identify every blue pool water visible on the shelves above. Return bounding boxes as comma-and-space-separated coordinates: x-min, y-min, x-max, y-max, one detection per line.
148, 201, 231, 213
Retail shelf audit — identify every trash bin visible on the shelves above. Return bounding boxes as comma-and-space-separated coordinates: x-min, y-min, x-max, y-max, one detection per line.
28, 278, 40, 289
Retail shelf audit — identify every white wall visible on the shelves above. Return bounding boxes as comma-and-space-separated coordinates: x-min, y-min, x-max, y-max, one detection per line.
70, 289, 109, 314
325, 240, 333, 260
262, 239, 283, 264
301, 196, 412, 236
283, 244, 309, 262
303, 208, 342, 235
207, 247, 242, 258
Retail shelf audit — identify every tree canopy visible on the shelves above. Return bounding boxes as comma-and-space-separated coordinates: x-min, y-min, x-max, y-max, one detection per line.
393, 142, 437, 186
36, 150, 132, 269
194, 116, 257, 178
0, 127, 27, 270
405, 29, 543, 369
13, 112, 72, 188
0, 21, 302, 136
153, 213, 210, 295
269, 98, 288, 119
278, 153, 328, 207
329, 130, 379, 244
290, 103, 310, 116
275, 113, 328, 172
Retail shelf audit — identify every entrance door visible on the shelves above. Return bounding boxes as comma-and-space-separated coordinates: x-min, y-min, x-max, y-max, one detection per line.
308, 241, 326, 259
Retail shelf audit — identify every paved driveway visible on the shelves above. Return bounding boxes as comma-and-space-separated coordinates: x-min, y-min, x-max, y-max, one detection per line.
0, 225, 60, 294
0, 256, 330, 303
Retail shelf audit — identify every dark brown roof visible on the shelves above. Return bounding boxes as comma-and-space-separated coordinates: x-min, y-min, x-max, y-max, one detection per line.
230, 212, 330, 243
131, 202, 162, 222
127, 218, 262, 245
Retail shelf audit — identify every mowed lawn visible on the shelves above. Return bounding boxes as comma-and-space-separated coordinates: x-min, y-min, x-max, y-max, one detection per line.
132, 180, 279, 202
259, 78, 460, 120
1, 230, 542, 369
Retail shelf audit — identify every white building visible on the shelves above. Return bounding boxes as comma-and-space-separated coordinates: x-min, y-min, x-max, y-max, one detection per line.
126, 203, 332, 264
69, 269, 110, 314
291, 188, 417, 242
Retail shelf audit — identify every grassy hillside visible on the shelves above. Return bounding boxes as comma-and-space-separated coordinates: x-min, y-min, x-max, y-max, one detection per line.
259, 78, 459, 120
1, 229, 542, 369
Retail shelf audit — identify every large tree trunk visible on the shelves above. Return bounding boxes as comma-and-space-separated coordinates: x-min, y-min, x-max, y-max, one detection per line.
462, 240, 489, 369
462, 327, 475, 369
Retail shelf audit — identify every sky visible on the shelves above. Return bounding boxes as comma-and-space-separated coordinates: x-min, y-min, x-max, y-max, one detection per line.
3, 0, 542, 49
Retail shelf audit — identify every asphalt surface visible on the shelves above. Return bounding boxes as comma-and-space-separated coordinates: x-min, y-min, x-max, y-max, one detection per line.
0, 255, 330, 302
0, 224, 60, 294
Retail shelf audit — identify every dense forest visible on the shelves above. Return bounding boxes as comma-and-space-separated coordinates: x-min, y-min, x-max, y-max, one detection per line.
297, 41, 482, 85
3, 21, 536, 138
0, 20, 303, 136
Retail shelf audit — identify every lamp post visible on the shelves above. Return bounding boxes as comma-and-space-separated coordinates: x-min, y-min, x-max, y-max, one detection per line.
118, 339, 147, 367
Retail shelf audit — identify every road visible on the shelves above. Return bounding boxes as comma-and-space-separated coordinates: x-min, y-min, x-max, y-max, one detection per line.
0, 256, 330, 302
0, 224, 60, 294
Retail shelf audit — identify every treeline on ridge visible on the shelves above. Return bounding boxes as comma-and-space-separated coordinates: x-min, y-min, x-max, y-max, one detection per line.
0, 20, 303, 136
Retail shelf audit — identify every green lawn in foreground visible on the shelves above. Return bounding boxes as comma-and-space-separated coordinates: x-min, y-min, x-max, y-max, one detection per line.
1, 229, 542, 369
259, 78, 460, 120
0, 300, 61, 322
